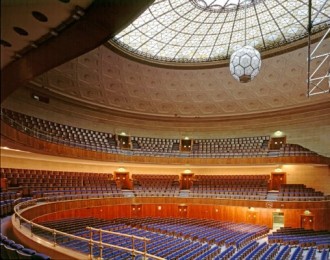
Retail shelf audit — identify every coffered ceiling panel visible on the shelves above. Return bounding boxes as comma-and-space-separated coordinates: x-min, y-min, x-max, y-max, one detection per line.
32, 37, 329, 118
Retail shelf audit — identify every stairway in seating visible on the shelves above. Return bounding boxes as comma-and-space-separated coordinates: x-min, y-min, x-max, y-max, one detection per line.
266, 191, 279, 201
179, 190, 190, 197
122, 190, 135, 197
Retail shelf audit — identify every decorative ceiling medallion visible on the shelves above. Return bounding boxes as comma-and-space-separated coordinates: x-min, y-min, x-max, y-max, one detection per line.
191, 0, 261, 12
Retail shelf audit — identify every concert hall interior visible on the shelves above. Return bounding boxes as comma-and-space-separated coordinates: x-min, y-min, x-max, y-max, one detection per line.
1, 1, 330, 259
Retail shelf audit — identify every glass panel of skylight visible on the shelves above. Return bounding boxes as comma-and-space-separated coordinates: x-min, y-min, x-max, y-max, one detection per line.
110, 0, 329, 63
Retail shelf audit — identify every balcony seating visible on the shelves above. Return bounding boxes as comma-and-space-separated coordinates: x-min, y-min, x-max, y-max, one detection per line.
192, 136, 270, 158
132, 174, 180, 197
0, 233, 48, 260
2, 167, 327, 204
189, 174, 269, 200
279, 144, 317, 157
1, 168, 121, 198
278, 184, 325, 201
1, 108, 118, 153
2, 108, 320, 159
131, 136, 180, 154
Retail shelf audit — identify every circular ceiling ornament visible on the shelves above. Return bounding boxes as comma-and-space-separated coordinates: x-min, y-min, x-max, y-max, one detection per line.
229, 45, 261, 83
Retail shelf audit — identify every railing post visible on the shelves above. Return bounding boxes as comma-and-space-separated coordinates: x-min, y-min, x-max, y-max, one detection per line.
144, 237, 147, 259
53, 229, 57, 246
132, 235, 135, 259
16, 214, 22, 228
30, 222, 33, 237
88, 227, 93, 260
99, 229, 103, 260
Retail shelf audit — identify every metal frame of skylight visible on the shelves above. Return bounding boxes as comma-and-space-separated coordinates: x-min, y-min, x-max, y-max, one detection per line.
307, 0, 330, 97
111, 0, 330, 64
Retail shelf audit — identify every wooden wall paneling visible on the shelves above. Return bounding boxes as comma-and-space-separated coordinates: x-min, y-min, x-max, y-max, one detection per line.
271, 172, 286, 190
18, 198, 330, 231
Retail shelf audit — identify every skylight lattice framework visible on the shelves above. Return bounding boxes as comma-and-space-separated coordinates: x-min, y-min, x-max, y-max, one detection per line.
111, 0, 330, 64
307, 0, 330, 97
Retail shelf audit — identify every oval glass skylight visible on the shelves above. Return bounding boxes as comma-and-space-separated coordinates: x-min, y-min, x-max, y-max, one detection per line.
110, 0, 330, 64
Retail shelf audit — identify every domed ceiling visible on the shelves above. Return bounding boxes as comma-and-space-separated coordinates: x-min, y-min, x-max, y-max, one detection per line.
7, 0, 329, 119
110, 0, 329, 64
32, 38, 330, 118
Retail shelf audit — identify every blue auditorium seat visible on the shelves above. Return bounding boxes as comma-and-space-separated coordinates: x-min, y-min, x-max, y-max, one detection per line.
31, 252, 51, 260
260, 243, 279, 260
1, 242, 9, 259
2, 238, 15, 246
4, 244, 20, 260
214, 245, 234, 259
10, 243, 24, 250
290, 246, 302, 260
275, 244, 290, 260
305, 247, 316, 260
320, 249, 329, 260
19, 247, 37, 256
17, 250, 34, 260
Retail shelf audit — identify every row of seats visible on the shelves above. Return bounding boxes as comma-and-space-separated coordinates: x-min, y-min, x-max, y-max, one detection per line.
278, 184, 325, 201
1, 191, 19, 200
1, 168, 327, 202
1, 168, 112, 179
2, 108, 319, 158
190, 174, 269, 200
279, 144, 317, 157
268, 227, 330, 249
194, 174, 270, 180
131, 136, 180, 153
1, 168, 118, 196
132, 174, 181, 197
35, 217, 219, 260
34, 217, 330, 260
0, 197, 31, 217
189, 193, 267, 200
35, 217, 269, 260
192, 136, 269, 154
116, 217, 268, 247
0, 233, 50, 260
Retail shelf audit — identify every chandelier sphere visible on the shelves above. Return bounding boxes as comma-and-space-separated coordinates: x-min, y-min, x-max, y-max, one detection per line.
229, 46, 261, 83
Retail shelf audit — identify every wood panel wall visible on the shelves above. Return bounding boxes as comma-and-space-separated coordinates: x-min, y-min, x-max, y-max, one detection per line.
22, 198, 330, 231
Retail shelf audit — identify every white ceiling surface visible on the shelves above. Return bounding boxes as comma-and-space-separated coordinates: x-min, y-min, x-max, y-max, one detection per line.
32, 38, 330, 118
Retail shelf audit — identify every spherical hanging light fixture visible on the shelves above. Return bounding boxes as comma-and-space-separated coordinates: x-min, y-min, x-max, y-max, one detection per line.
229, 45, 261, 83
229, 0, 262, 83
